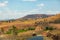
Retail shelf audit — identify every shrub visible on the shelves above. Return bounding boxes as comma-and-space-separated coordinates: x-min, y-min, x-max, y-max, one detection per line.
28, 27, 35, 30
17, 29, 27, 33
45, 27, 54, 30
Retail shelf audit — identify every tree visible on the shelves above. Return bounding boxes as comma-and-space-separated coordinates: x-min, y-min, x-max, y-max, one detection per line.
45, 27, 54, 30
28, 27, 35, 30
12, 26, 18, 35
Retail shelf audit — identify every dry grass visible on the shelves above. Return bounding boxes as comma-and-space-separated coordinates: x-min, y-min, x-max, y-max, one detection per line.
50, 24, 60, 29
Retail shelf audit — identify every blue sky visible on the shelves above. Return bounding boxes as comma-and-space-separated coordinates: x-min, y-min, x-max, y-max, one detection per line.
0, 0, 60, 20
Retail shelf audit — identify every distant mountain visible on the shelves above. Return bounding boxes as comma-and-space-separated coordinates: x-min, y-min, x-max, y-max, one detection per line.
0, 14, 54, 21
21, 14, 54, 19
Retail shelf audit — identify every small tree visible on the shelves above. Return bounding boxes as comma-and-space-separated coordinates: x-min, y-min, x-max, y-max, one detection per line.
45, 27, 54, 31
12, 26, 18, 35
28, 27, 35, 30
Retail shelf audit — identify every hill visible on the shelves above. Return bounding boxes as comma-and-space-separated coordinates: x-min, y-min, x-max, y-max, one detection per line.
21, 14, 53, 19
36, 14, 60, 23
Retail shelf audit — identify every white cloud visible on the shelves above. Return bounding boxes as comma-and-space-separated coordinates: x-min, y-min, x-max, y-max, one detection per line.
36, 3, 45, 9
0, 3, 6, 7
0, 7, 29, 20
37, 3, 45, 7
22, 0, 37, 2
0, 1, 8, 7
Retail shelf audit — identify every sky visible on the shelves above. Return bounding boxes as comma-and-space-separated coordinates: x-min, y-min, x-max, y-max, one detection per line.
0, 0, 60, 20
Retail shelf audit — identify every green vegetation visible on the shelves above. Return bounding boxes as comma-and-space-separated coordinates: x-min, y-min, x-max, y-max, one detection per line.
6, 26, 18, 35
17, 29, 27, 33
6, 31, 11, 34
6, 29, 12, 34
5, 26, 35, 34
28, 27, 35, 30
45, 27, 54, 31
6, 29, 27, 34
